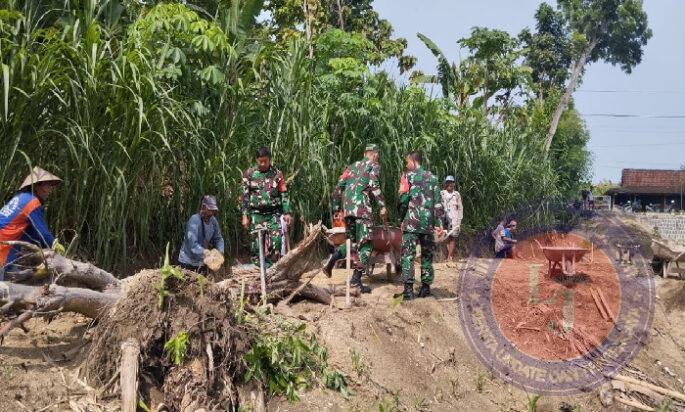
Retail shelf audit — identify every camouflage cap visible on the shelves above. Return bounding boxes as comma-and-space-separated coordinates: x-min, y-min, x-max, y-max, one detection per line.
364, 143, 379, 152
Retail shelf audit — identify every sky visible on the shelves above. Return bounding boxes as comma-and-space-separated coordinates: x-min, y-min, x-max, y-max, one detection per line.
373, 0, 685, 184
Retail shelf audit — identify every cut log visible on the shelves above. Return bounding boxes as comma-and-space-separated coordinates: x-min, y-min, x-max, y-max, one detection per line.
297, 284, 360, 305
120, 338, 140, 412
282, 269, 321, 306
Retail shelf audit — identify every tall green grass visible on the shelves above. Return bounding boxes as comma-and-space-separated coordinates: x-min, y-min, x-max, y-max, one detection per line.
0, 1, 566, 273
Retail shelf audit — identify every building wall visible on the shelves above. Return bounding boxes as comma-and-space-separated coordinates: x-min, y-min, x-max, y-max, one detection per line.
636, 213, 685, 244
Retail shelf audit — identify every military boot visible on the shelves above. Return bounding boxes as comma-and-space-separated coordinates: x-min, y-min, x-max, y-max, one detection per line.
417, 283, 431, 298
351, 269, 371, 294
323, 250, 343, 278
403, 283, 415, 301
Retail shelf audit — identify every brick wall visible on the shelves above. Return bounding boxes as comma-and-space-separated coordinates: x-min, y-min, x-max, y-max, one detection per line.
636, 214, 685, 243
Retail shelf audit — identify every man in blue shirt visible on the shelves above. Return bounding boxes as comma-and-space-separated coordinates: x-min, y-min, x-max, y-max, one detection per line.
178, 195, 225, 274
494, 220, 518, 259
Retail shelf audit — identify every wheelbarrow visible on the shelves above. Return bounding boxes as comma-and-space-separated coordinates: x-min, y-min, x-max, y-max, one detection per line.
652, 239, 685, 278
324, 225, 402, 279
535, 240, 590, 276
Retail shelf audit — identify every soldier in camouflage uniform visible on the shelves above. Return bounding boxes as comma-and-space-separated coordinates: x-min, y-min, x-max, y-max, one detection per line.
397, 151, 444, 300
325, 143, 387, 293
241, 147, 291, 268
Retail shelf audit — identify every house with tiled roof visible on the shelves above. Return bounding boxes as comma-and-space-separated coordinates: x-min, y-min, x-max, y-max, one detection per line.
606, 169, 685, 211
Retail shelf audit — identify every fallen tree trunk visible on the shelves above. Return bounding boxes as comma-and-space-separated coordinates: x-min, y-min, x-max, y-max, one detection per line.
0, 281, 119, 319
1, 223, 328, 322
1, 224, 355, 411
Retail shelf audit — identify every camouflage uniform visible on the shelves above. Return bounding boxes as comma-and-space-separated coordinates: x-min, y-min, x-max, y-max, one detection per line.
332, 156, 385, 271
398, 167, 444, 285
241, 165, 290, 267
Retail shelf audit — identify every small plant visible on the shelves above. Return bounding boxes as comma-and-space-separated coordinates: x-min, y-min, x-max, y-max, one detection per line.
377, 391, 402, 412
164, 331, 190, 365
475, 373, 486, 393
413, 396, 429, 411
390, 294, 404, 313
656, 398, 673, 412
244, 321, 348, 402
157, 243, 186, 308
1, 365, 14, 381
138, 399, 152, 412
526, 394, 541, 412
350, 349, 370, 379
449, 378, 463, 400
196, 274, 206, 297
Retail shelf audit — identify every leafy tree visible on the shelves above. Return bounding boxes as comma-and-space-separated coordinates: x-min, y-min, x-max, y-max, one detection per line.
415, 30, 532, 120
519, 3, 573, 97
457, 27, 531, 116
264, 0, 415, 71
543, 0, 652, 154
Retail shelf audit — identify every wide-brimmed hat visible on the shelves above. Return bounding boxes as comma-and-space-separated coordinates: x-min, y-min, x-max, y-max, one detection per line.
19, 166, 62, 191
202, 195, 219, 211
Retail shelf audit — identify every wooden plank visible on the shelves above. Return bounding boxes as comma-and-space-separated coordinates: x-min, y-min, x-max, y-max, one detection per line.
590, 288, 609, 320
596, 288, 616, 323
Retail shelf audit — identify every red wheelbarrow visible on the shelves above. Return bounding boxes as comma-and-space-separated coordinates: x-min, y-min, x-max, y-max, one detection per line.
324, 225, 402, 279
534, 240, 590, 276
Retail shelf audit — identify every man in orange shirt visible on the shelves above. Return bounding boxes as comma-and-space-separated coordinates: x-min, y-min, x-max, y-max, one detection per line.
0, 167, 64, 280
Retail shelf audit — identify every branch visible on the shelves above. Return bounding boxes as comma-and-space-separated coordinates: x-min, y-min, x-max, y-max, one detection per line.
0, 281, 118, 319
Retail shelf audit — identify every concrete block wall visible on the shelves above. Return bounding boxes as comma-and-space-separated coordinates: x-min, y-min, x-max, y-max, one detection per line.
637, 213, 685, 243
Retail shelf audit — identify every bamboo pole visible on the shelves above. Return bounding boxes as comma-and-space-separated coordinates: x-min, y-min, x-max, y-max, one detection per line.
120, 338, 140, 412
613, 374, 685, 402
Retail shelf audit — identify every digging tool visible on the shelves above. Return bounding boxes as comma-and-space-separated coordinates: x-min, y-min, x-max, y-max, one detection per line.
345, 238, 351, 308
280, 215, 289, 257
251, 226, 269, 307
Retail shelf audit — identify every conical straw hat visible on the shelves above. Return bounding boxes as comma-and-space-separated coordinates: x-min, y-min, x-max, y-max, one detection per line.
19, 166, 62, 191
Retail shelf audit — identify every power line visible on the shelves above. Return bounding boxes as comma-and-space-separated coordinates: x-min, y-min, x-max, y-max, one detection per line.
591, 129, 685, 134
581, 113, 685, 119
577, 89, 685, 94
589, 142, 685, 148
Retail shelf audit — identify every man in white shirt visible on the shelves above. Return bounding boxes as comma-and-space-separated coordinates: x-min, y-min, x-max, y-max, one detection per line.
440, 176, 463, 265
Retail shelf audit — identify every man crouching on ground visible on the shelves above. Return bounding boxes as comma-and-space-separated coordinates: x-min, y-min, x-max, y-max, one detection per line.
397, 152, 444, 300
178, 195, 225, 274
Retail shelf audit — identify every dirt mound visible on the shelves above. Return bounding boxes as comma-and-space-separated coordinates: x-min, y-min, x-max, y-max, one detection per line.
492, 233, 619, 360
85, 269, 249, 411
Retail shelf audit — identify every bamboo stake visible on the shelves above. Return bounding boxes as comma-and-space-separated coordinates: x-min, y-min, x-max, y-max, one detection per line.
120, 338, 140, 412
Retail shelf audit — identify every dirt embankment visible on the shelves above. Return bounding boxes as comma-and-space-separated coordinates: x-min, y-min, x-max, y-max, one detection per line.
4, 240, 685, 410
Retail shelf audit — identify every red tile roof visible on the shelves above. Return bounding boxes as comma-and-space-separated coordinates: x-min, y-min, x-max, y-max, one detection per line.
619, 169, 685, 194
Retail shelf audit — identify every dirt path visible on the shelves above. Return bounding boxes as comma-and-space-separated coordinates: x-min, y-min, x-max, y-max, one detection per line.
3, 260, 685, 411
